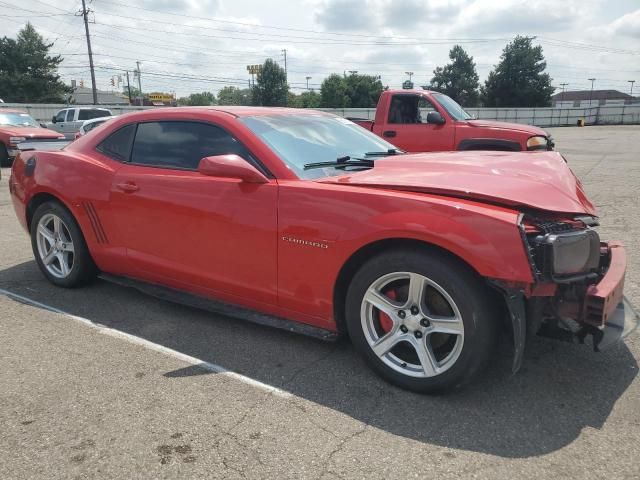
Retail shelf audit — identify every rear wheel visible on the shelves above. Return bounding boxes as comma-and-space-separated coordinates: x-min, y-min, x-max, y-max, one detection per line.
346, 249, 497, 393
0, 144, 10, 167
30, 201, 98, 287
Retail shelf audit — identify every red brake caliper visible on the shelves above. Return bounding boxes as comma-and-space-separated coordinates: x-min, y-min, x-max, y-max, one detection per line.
378, 289, 397, 333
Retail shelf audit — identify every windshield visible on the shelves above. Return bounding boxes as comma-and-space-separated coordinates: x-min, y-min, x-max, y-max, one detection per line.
0, 112, 40, 128
240, 114, 398, 179
432, 93, 472, 121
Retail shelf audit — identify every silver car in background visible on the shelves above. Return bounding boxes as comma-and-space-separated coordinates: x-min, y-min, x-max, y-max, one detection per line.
74, 115, 117, 139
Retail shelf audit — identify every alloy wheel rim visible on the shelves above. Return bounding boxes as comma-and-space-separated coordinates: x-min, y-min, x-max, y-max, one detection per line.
360, 272, 465, 378
36, 213, 75, 279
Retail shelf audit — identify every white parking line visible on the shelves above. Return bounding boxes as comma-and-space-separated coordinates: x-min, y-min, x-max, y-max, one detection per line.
0, 287, 292, 398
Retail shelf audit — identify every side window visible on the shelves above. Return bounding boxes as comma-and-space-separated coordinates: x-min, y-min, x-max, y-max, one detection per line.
388, 95, 421, 124
96, 124, 136, 162
417, 98, 437, 123
130, 121, 251, 170
55, 110, 66, 123
79, 109, 110, 120
65, 109, 75, 122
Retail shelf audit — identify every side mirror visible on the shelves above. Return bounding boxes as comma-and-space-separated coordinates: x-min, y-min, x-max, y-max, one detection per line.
51, 115, 57, 123
426, 111, 445, 125
39, 123, 47, 128
198, 154, 268, 184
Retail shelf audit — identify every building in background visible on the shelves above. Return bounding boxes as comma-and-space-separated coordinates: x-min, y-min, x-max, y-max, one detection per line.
69, 86, 130, 105
553, 90, 637, 108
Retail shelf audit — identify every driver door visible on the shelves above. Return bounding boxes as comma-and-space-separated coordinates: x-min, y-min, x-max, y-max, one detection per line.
386, 94, 454, 152
109, 120, 278, 306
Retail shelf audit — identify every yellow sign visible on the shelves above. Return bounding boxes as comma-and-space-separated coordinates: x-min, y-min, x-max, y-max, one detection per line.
246, 64, 262, 75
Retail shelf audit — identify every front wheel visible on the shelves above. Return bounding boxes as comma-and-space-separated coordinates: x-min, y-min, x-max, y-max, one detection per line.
346, 249, 497, 393
30, 201, 98, 287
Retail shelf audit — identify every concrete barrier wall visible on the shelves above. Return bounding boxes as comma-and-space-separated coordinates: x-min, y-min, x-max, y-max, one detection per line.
3, 103, 640, 127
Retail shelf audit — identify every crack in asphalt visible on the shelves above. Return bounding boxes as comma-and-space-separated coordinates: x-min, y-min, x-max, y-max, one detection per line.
314, 386, 386, 480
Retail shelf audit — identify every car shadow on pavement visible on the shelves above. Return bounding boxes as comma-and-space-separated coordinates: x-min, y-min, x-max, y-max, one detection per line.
1, 260, 637, 459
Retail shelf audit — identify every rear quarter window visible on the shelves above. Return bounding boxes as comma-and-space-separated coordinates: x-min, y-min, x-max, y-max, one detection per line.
96, 124, 136, 162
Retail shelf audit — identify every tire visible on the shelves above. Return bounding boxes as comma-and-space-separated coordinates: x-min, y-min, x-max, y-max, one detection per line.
0, 144, 10, 168
345, 248, 497, 393
30, 201, 98, 288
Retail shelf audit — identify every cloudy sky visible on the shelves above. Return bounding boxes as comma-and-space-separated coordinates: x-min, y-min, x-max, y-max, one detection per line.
1, 0, 639, 98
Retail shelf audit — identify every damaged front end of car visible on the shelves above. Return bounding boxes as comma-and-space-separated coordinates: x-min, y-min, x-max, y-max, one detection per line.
493, 214, 639, 372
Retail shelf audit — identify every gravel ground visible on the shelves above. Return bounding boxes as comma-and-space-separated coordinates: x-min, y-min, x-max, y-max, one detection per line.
0, 125, 639, 479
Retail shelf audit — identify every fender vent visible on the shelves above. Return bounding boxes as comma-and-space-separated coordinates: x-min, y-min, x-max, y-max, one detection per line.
82, 202, 109, 244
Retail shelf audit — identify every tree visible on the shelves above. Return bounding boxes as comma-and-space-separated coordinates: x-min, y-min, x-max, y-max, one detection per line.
252, 59, 288, 106
320, 73, 383, 108
429, 45, 479, 107
481, 36, 555, 107
320, 74, 350, 108
217, 86, 252, 105
343, 73, 384, 108
122, 87, 141, 99
177, 91, 216, 106
289, 90, 321, 108
0, 23, 70, 102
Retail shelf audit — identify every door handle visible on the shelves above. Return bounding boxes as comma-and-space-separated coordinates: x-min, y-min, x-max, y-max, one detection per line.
383, 130, 396, 138
116, 182, 139, 193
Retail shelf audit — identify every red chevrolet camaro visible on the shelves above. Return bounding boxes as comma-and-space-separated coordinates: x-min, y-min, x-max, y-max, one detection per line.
8, 107, 637, 392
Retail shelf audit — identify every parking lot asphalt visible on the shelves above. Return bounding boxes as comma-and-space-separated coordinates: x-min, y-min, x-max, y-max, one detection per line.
1, 125, 639, 479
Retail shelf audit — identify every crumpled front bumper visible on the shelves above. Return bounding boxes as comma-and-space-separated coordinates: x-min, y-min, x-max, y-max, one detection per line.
570, 241, 637, 350
584, 241, 626, 327
505, 240, 638, 371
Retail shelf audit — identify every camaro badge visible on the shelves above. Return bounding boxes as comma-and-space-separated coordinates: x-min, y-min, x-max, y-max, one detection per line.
281, 236, 329, 249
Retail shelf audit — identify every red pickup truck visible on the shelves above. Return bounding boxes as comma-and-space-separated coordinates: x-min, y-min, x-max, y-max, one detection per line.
352, 89, 554, 152
0, 109, 66, 167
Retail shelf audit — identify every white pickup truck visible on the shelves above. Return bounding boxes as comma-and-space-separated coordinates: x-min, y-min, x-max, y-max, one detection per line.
49, 107, 113, 139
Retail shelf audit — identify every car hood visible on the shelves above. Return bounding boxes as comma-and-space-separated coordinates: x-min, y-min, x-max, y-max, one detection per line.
464, 119, 547, 136
0, 126, 64, 139
319, 151, 596, 216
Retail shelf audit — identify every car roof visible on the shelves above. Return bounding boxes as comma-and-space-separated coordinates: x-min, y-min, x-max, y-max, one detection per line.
0, 108, 29, 114
386, 89, 437, 95
117, 106, 335, 120
83, 115, 117, 123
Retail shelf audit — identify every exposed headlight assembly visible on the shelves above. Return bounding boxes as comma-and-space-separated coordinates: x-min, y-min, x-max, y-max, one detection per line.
533, 229, 601, 280
526, 135, 550, 151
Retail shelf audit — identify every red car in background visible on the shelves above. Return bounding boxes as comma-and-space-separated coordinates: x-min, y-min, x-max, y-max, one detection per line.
8, 107, 635, 392
352, 89, 554, 153
0, 109, 65, 167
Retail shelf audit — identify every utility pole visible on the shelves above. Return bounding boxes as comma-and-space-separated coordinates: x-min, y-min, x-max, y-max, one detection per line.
559, 82, 569, 102
588, 78, 596, 107
136, 61, 143, 105
79, 0, 97, 105
281, 49, 287, 84
629, 80, 636, 97
125, 71, 132, 104
306, 76, 312, 90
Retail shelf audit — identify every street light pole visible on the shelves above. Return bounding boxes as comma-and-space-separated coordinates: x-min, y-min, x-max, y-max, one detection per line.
588, 78, 596, 107
405, 71, 414, 82
306, 76, 312, 90
629, 80, 636, 97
